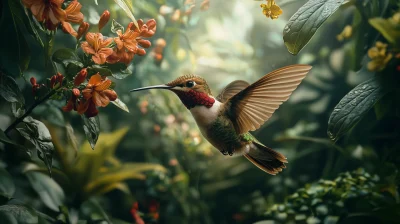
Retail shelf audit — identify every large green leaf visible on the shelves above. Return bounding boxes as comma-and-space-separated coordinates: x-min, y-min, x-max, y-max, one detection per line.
25, 170, 65, 212
0, 0, 31, 73
0, 205, 38, 224
283, 0, 345, 55
81, 115, 100, 150
84, 163, 166, 194
0, 168, 15, 200
327, 76, 388, 141
17, 116, 54, 175
0, 74, 25, 104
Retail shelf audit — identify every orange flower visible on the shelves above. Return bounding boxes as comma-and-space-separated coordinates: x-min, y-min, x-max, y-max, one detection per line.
81, 33, 113, 64
22, 0, 66, 30
61, 0, 84, 36
98, 10, 111, 31
76, 74, 117, 117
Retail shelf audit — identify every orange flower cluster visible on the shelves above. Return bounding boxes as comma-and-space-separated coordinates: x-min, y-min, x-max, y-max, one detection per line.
63, 70, 117, 117
80, 11, 157, 66
107, 19, 157, 65
152, 38, 167, 64
22, 0, 84, 36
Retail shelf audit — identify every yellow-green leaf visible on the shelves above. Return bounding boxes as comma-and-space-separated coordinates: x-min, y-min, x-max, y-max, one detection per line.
113, 0, 138, 29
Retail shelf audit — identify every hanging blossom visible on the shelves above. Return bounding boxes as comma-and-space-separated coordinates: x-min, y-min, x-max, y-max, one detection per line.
260, 0, 282, 20
22, 0, 83, 36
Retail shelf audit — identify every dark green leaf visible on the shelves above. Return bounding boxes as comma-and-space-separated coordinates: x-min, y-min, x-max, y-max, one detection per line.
22, 7, 43, 47
283, 0, 345, 55
0, 168, 15, 200
0, 74, 25, 104
52, 48, 79, 64
327, 76, 388, 141
0, 129, 26, 151
87, 65, 113, 77
65, 60, 84, 78
112, 68, 132, 79
111, 19, 124, 33
25, 171, 65, 212
81, 115, 100, 150
34, 104, 65, 127
0, 205, 38, 224
17, 116, 54, 175
0, 0, 31, 73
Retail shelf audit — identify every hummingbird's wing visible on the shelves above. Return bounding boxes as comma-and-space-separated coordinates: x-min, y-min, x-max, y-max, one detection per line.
216, 80, 250, 103
225, 64, 312, 134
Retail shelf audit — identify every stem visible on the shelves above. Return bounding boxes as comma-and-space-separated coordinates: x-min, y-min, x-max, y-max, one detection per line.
5, 89, 56, 135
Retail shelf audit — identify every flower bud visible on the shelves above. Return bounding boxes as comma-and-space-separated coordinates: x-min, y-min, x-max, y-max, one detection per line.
56, 72, 64, 85
156, 38, 166, 48
77, 22, 89, 40
98, 10, 110, 32
138, 39, 151, 48
72, 88, 80, 97
50, 75, 56, 88
74, 68, 87, 86
136, 48, 146, 56
30, 77, 37, 86
103, 89, 118, 101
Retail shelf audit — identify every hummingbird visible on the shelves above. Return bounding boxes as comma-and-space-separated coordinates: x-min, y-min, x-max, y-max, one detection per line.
130, 65, 312, 175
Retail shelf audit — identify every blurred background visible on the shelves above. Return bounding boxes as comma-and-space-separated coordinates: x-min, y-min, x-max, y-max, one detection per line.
1, 0, 399, 223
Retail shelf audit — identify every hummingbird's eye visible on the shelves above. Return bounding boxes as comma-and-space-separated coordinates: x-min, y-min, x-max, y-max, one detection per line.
186, 81, 195, 88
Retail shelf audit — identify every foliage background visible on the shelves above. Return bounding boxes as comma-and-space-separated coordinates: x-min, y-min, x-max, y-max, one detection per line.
0, 0, 399, 223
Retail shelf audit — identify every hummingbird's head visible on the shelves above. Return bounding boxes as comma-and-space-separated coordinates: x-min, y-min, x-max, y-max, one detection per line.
130, 75, 216, 109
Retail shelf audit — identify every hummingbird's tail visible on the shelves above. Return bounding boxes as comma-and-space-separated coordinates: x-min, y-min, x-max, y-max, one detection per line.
244, 142, 287, 175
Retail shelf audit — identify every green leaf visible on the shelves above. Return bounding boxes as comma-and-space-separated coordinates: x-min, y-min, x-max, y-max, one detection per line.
0, 130, 26, 151
111, 19, 124, 34
111, 98, 130, 113
369, 18, 400, 45
25, 171, 65, 212
0, 0, 31, 73
0, 205, 38, 224
11, 102, 25, 118
327, 76, 388, 141
65, 60, 84, 78
87, 65, 113, 77
0, 74, 25, 104
112, 68, 132, 79
81, 115, 100, 150
283, 0, 345, 55
84, 163, 166, 195
113, 0, 138, 28
17, 116, 54, 175
0, 168, 15, 200
52, 48, 79, 64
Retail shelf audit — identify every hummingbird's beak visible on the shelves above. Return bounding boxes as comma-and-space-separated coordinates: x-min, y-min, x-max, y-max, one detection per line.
129, 84, 173, 92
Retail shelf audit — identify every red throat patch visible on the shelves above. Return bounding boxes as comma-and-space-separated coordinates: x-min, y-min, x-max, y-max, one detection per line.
173, 90, 215, 109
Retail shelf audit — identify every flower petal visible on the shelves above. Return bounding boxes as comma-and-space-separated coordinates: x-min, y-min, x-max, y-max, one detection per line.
88, 73, 102, 85
92, 54, 105, 64
103, 89, 118, 101
77, 100, 90, 114
81, 42, 96, 55
61, 21, 77, 37
82, 88, 93, 99
95, 79, 112, 91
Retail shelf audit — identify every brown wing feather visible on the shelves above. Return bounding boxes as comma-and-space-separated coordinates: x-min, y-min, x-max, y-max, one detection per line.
216, 80, 250, 103
226, 64, 312, 134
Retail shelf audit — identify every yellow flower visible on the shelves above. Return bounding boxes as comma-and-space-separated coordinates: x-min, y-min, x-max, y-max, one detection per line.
367, 41, 393, 72
260, 0, 282, 20
336, 25, 352, 41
